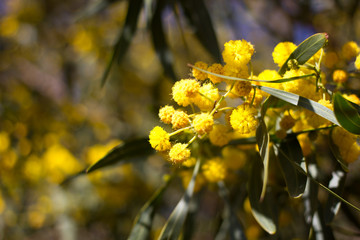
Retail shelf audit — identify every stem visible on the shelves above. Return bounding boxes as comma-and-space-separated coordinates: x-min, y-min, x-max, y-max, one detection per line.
169, 126, 192, 137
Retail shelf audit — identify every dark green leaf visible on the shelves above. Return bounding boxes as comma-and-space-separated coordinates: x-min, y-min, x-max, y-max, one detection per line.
151, 0, 177, 81
101, 0, 143, 87
324, 168, 347, 224
180, 0, 221, 62
329, 128, 349, 172
279, 33, 327, 75
128, 178, 171, 240
248, 156, 277, 234
86, 138, 153, 173
158, 158, 201, 240
257, 85, 340, 126
277, 135, 307, 197
256, 119, 270, 200
333, 92, 360, 135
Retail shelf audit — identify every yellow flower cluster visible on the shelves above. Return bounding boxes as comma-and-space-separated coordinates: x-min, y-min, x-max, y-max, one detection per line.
202, 157, 227, 183
332, 127, 360, 163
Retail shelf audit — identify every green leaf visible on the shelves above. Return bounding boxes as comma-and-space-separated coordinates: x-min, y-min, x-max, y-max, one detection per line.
257, 85, 340, 126
277, 135, 307, 198
333, 92, 360, 135
128, 178, 171, 240
248, 156, 277, 234
256, 119, 270, 200
158, 158, 201, 240
180, 0, 221, 62
329, 128, 349, 172
86, 138, 153, 173
101, 0, 144, 87
150, 0, 177, 81
279, 33, 328, 75
324, 168, 347, 224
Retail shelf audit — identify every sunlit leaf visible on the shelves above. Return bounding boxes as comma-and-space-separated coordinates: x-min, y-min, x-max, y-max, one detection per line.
180, 0, 221, 62
86, 138, 153, 173
257, 85, 339, 126
277, 135, 307, 198
333, 92, 360, 135
128, 178, 171, 240
101, 0, 144, 86
256, 119, 270, 200
248, 156, 277, 234
151, 0, 177, 81
158, 158, 201, 240
279, 33, 327, 75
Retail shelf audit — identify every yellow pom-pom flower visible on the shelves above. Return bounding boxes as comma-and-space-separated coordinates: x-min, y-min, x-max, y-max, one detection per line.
159, 105, 175, 124
222, 40, 254, 68
342, 41, 360, 61
233, 81, 252, 97
202, 157, 227, 183
258, 69, 283, 91
332, 70, 348, 84
169, 143, 191, 164
193, 113, 214, 135
230, 104, 259, 134
280, 114, 296, 130
171, 110, 190, 130
355, 54, 360, 70
207, 63, 224, 84
192, 61, 208, 81
332, 127, 360, 163
272, 42, 297, 67
223, 64, 249, 79
172, 79, 199, 106
149, 126, 171, 151
209, 125, 232, 147
193, 83, 220, 111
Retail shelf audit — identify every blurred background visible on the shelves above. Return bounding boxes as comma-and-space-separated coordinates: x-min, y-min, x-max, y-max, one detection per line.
0, 0, 360, 239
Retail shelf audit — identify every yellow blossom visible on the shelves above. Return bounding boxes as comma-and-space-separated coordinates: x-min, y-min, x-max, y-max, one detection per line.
297, 134, 312, 156
169, 143, 190, 163
209, 125, 232, 147
182, 157, 196, 167
332, 127, 360, 163
159, 105, 175, 124
171, 110, 190, 130
230, 104, 258, 134
233, 81, 252, 97
223, 64, 249, 79
272, 42, 297, 67
0, 131, 10, 153
172, 79, 199, 106
258, 69, 283, 91
193, 83, 220, 111
355, 54, 360, 70
305, 99, 333, 128
193, 113, 214, 135
207, 63, 224, 84
202, 157, 227, 182
332, 70, 348, 84
343, 94, 360, 105
222, 40, 254, 68
341, 41, 360, 60
192, 61, 208, 80
149, 126, 171, 151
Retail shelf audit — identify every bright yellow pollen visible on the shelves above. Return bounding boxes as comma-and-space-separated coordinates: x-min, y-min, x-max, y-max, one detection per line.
169, 143, 191, 163
193, 113, 214, 135
272, 42, 297, 67
233, 81, 252, 97
207, 63, 224, 84
172, 79, 198, 106
193, 83, 220, 111
192, 61, 208, 81
222, 40, 254, 68
202, 157, 227, 183
149, 126, 171, 151
332, 70, 348, 84
159, 105, 175, 124
171, 111, 190, 130
230, 104, 258, 134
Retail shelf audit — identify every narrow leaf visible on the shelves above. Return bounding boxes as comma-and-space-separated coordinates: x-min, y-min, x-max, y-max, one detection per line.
128, 177, 171, 240
248, 156, 277, 234
86, 138, 153, 173
151, 0, 177, 81
256, 119, 270, 200
333, 92, 360, 135
180, 0, 221, 61
158, 158, 201, 240
101, 0, 143, 86
257, 85, 340, 126
324, 167, 347, 224
279, 33, 328, 75
277, 135, 307, 197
